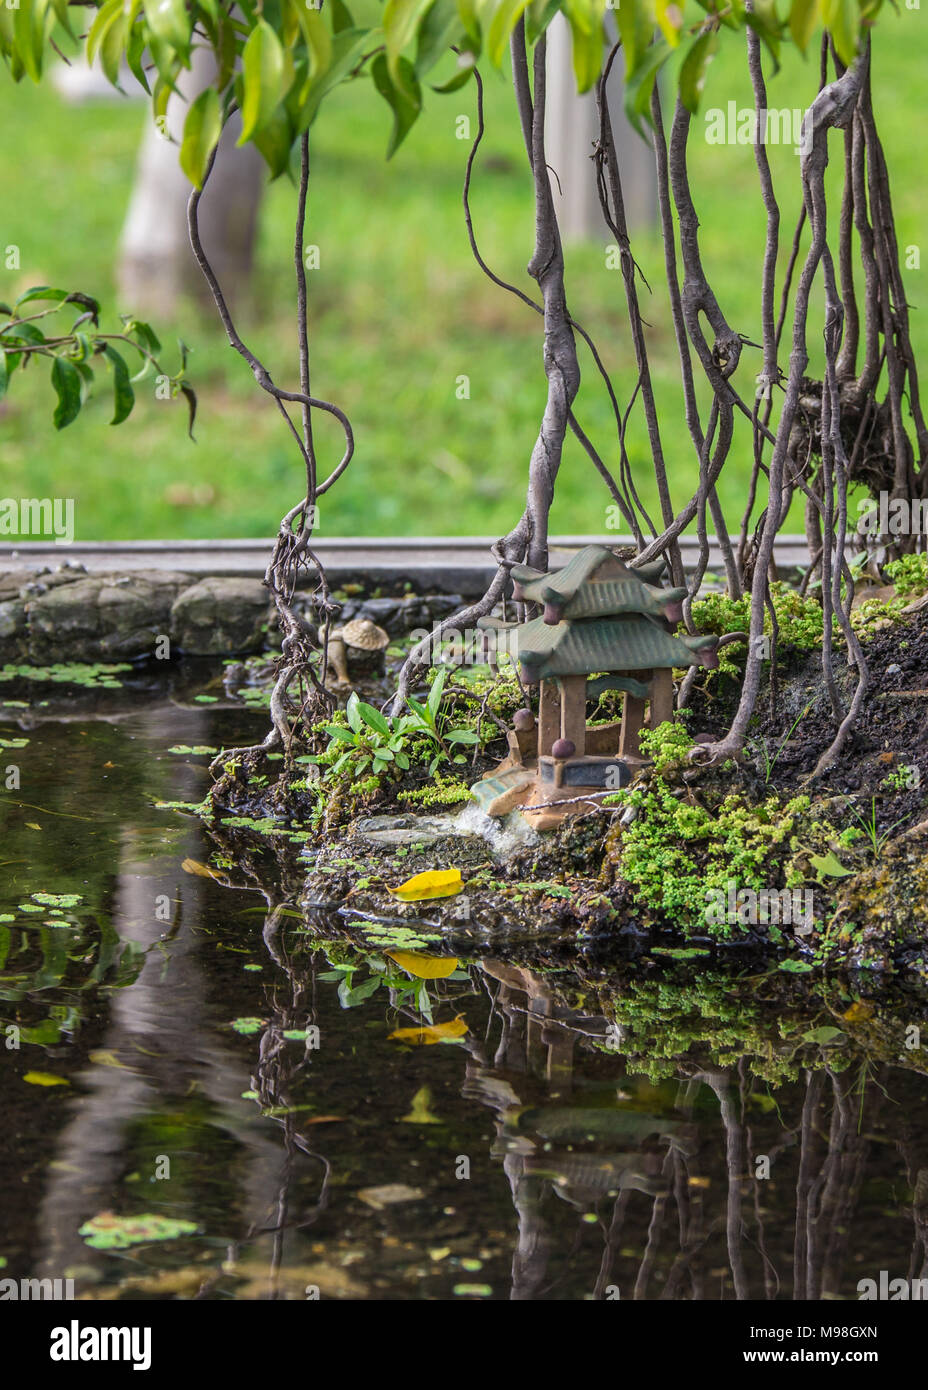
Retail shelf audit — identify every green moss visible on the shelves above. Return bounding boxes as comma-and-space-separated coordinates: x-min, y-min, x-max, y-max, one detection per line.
608, 757, 851, 938
690, 583, 829, 653
885, 553, 928, 598
397, 775, 473, 808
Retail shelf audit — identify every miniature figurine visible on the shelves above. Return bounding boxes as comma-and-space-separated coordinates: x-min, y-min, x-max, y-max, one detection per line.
320, 617, 390, 684
470, 545, 718, 829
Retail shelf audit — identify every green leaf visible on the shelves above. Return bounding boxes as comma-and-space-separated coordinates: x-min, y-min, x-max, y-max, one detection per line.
655, 0, 684, 46
385, 0, 436, 84
144, 0, 192, 57
525, 0, 559, 44
372, 51, 422, 158
0, 349, 8, 401
50, 356, 82, 430
180, 87, 222, 189
679, 29, 719, 114
87, 0, 123, 68
789, 0, 820, 52
615, 0, 654, 75
331, 0, 354, 31
345, 691, 363, 732
623, 38, 671, 137
180, 383, 197, 440
415, 0, 464, 75
564, 0, 605, 93
809, 850, 853, 883
102, 345, 135, 424
487, 0, 529, 68
239, 19, 286, 143
293, 3, 332, 80
802, 1025, 846, 1045
14, 285, 69, 308
100, 8, 130, 86
357, 701, 391, 736
295, 26, 376, 132
822, 0, 859, 66
778, 958, 814, 973
14, 0, 52, 84
126, 20, 152, 93
745, 0, 783, 68
427, 664, 446, 718
324, 724, 357, 745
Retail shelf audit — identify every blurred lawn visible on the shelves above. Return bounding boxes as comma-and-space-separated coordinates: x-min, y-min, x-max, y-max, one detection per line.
0, 12, 923, 542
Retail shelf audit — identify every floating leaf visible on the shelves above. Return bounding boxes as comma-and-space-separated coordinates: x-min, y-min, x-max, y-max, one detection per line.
23, 1070, 69, 1086
388, 868, 463, 901
388, 1014, 468, 1045
401, 1085, 442, 1124
778, 958, 814, 973
357, 1183, 425, 1210
88, 1050, 130, 1068
78, 1212, 198, 1250
231, 1017, 265, 1035
385, 949, 459, 978
181, 858, 221, 880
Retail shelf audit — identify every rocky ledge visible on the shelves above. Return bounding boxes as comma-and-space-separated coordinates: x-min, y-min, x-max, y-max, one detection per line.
0, 564, 463, 663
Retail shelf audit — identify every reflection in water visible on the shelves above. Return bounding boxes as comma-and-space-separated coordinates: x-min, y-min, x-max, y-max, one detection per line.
2, 685, 928, 1300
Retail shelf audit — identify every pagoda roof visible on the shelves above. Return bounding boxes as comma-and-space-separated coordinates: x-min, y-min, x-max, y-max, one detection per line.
512, 614, 718, 680
510, 544, 678, 621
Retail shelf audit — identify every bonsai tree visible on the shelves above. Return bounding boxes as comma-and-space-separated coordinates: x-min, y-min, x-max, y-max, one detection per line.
1, 0, 918, 780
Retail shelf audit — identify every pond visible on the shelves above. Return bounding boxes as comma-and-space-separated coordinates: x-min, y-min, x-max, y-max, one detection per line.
2, 663, 928, 1302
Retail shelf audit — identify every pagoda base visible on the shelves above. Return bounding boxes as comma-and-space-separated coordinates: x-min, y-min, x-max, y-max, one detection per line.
470, 753, 636, 830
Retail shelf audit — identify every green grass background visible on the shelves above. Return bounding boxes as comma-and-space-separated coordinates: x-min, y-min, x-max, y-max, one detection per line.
0, 10, 924, 542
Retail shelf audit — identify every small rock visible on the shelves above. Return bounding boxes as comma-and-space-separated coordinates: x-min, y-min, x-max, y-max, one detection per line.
170, 577, 273, 655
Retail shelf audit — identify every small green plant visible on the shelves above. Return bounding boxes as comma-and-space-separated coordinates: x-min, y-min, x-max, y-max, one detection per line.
322, 691, 411, 778
846, 796, 912, 855
749, 701, 812, 784
398, 668, 480, 774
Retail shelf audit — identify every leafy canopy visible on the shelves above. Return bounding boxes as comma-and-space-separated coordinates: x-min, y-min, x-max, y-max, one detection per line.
0, 0, 884, 180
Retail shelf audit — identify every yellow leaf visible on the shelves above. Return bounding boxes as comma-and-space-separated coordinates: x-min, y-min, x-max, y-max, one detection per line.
401, 1085, 442, 1124
26, 823, 41, 831
385, 950, 459, 979
181, 858, 221, 880
89, 1050, 129, 1069
388, 868, 463, 901
388, 1015, 469, 1046
23, 1070, 69, 1086
843, 1000, 875, 1023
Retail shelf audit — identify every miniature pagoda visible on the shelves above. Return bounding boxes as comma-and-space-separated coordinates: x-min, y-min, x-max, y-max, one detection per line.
470, 544, 719, 830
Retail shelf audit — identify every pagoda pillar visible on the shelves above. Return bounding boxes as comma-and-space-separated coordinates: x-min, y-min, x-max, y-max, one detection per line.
558, 675, 587, 756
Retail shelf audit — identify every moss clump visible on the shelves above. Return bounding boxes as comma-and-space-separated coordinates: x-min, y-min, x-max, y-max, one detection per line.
885, 553, 928, 599
690, 582, 829, 653
605, 723, 857, 938
397, 775, 473, 808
